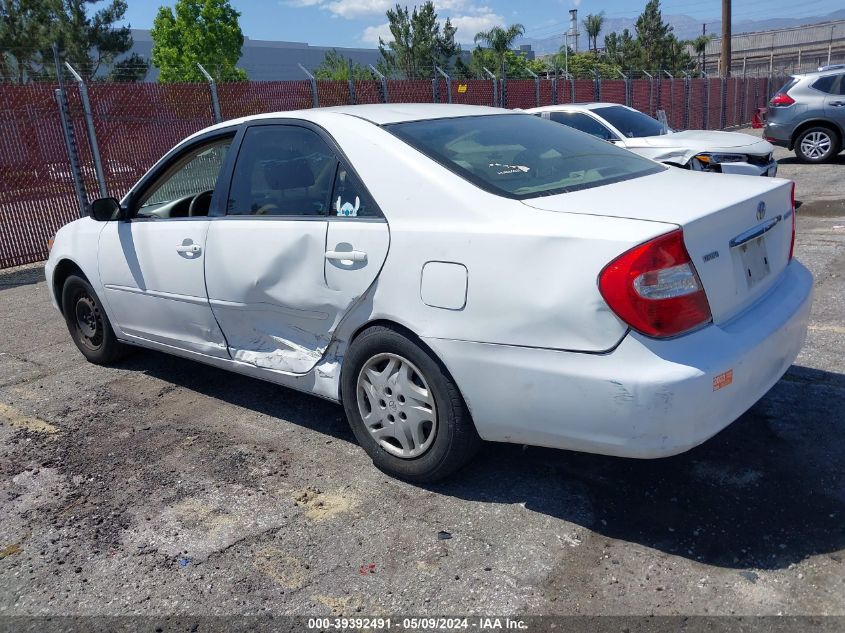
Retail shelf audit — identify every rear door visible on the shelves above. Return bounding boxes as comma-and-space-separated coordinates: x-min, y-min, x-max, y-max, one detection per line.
205, 121, 389, 375
822, 73, 845, 130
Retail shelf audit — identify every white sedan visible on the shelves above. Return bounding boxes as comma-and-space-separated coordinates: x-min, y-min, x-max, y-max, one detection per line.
46, 104, 812, 482
529, 103, 779, 177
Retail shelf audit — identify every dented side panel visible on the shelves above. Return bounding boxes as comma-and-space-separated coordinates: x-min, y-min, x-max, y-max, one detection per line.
205, 218, 388, 375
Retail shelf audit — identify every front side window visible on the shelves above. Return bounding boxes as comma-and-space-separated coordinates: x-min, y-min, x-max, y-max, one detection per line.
387, 114, 663, 200
549, 111, 617, 141
591, 106, 666, 138
227, 125, 337, 217
136, 137, 232, 219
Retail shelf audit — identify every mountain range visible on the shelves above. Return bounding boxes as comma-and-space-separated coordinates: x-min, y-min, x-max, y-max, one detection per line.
519, 9, 845, 55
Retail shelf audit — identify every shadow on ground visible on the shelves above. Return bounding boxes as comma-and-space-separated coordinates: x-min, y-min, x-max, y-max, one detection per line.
0, 266, 44, 289
118, 350, 845, 571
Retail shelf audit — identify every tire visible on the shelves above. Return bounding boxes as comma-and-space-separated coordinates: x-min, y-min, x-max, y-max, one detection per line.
341, 326, 481, 483
794, 126, 839, 163
61, 275, 128, 365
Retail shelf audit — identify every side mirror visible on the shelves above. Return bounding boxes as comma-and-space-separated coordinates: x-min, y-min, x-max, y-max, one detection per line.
89, 197, 122, 222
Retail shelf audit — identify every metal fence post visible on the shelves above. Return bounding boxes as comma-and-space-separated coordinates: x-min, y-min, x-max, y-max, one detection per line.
483, 68, 497, 107
369, 64, 388, 103
682, 71, 691, 130
436, 66, 452, 104
643, 70, 654, 115
52, 44, 87, 217
65, 62, 106, 199
593, 70, 601, 101
524, 67, 540, 107
347, 58, 357, 105
551, 65, 558, 105
618, 70, 630, 106
663, 70, 674, 126
298, 63, 319, 108
197, 63, 222, 124
704, 73, 711, 129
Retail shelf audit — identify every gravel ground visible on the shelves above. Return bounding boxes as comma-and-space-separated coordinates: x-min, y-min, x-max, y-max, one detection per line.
0, 149, 843, 619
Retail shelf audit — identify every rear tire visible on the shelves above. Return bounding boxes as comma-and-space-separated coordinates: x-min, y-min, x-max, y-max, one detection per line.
341, 326, 481, 483
794, 126, 839, 163
61, 275, 128, 365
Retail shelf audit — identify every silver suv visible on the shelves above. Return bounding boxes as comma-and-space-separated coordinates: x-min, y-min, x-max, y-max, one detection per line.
764, 69, 845, 163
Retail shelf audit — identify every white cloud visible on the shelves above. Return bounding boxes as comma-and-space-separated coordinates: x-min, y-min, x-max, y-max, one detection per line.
282, 0, 323, 6
448, 11, 505, 43
362, 22, 392, 44
324, 0, 394, 18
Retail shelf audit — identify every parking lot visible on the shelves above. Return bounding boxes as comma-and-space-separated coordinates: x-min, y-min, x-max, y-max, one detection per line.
0, 136, 843, 618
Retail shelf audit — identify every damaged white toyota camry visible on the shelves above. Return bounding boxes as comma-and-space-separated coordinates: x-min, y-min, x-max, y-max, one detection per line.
46, 104, 812, 482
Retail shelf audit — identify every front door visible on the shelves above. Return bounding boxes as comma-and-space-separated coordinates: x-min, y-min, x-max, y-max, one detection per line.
823, 73, 845, 130
205, 122, 389, 375
98, 135, 233, 357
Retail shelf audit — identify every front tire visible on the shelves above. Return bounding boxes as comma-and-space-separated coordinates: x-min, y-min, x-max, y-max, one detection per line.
61, 275, 127, 365
794, 126, 839, 163
341, 326, 480, 483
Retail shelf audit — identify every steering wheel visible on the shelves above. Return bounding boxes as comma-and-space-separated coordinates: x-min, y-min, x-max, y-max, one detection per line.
188, 190, 214, 217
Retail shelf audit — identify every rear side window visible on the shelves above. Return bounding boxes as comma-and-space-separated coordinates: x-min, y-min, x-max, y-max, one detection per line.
549, 111, 617, 141
812, 75, 838, 94
592, 105, 666, 138
227, 125, 337, 217
331, 166, 381, 218
387, 114, 663, 200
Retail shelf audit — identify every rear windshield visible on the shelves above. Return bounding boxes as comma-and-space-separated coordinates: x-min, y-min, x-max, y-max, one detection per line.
777, 78, 799, 94
592, 105, 666, 138
386, 114, 664, 200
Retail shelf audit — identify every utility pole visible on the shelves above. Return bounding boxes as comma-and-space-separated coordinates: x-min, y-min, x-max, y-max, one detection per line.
721, 0, 731, 77
702, 24, 707, 76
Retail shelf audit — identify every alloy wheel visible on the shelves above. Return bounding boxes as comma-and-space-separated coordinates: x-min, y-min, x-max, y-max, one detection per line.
800, 131, 832, 160
356, 353, 438, 459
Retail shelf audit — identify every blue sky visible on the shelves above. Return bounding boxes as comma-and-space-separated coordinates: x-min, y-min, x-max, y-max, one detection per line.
119, 0, 843, 48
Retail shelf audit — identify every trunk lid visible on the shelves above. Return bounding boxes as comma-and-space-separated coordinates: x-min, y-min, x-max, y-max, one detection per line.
522, 168, 794, 324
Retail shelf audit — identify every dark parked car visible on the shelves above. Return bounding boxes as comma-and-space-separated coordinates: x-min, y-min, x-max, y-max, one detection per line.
764, 68, 845, 163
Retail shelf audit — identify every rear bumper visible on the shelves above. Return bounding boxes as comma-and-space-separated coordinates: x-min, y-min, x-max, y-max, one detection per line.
764, 121, 794, 149
425, 261, 813, 458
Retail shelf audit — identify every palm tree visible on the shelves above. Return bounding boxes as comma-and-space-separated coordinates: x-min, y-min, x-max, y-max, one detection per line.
691, 34, 712, 75
583, 12, 605, 54
474, 24, 525, 77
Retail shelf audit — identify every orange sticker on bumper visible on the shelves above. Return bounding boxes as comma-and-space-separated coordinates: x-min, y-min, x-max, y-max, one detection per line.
713, 369, 734, 391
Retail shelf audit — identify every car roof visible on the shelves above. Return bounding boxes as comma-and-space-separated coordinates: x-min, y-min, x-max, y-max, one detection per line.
185, 103, 517, 143
792, 67, 845, 80
527, 102, 629, 113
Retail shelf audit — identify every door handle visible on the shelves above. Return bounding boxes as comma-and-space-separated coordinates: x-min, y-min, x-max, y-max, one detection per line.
325, 250, 367, 263
831, 101, 845, 107
176, 242, 201, 254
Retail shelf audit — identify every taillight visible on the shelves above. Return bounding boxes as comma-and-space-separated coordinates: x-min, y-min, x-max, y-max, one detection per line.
770, 93, 795, 107
599, 230, 712, 338
789, 182, 796, 261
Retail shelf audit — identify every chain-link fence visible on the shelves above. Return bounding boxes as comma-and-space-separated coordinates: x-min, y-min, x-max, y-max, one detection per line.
0, 70, 784, 270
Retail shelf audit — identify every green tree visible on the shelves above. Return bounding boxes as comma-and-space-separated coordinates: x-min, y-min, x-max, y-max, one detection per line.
377, 2, 458, 79
691, 34, 712, 75
1, 0, 138, 82
473, 23, 525, 77
107, 52, 149, 82
582, 12, 605, 54
314, 49, 371, 81
602, 29, 640, 71
151, 0, 247, 83
635, 0, 672, 71
0, 0, 50, 82
552, 49, 620, 78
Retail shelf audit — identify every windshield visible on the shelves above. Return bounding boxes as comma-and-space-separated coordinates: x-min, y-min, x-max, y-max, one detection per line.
592, 105, 666, 138
386, 114, 664, 200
